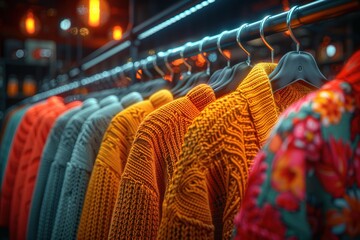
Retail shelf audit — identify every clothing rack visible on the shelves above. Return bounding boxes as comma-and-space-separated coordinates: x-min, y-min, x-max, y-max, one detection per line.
26, 0, 360, 104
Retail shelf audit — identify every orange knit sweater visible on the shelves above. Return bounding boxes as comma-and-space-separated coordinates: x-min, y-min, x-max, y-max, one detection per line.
77, 90, 173, 240
108, 84, 216, 240
157, 63, 316, 240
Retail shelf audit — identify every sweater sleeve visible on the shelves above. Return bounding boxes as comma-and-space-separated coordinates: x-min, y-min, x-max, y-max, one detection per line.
77, 117, 130, 240
37, 118, 84, 240
108, 137, 160, 240
77, 102, 157, 240
51, 114, 115, 240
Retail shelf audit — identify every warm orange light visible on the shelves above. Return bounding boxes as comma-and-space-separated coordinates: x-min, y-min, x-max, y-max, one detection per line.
223, 50, 231, 60
78, 0, 109, 27
172, 59, 183, 66
112, 26, 123, 40
136, 69, 142, 79
20, 10, 40, 36
25, 11, 36, 35
89, 0, 100, 27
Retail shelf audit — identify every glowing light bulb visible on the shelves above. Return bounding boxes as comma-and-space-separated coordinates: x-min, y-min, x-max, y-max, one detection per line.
25, 11, 36, 35
112, 26, 122, 40
89, 0, 100, 27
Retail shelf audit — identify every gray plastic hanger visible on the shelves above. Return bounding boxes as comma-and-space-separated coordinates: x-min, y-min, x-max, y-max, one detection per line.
269, 6, 327, 92
212, 23, 253, 98
209, 31, 233, 89
174, 39, 210, 97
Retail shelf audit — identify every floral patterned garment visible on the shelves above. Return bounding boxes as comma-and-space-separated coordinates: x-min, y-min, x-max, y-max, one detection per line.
234, 50, 360, 240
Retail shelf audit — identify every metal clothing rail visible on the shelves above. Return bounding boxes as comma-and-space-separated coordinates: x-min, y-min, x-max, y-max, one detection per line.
27, 0, 360, 103
75, 0, 215, 72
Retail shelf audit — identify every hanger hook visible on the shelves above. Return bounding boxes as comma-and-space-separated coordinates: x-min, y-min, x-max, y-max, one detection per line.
199, 36, 211, 75
287, 6, 300, 52
260, 15, 274, 63
217, 30, 230, 67
152, 54, 165, 78
180, 42, 192, 75
141, 59, 153, 79
236, 23, 251, 66
164, 50, 174, 81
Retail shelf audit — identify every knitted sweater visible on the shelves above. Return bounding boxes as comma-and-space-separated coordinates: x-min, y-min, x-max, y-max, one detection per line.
37, 98, 100, 240
234, 51, 360, 239
9, 97, 68, 240
0, 106, 29, 186
0, 97, 59, 227
27, 103, 85, 240
17, 100, 81, 240
77, 90, 173, 240
157, 63, 316, 240
108, 84, 216, 240
51, 93, 143, 240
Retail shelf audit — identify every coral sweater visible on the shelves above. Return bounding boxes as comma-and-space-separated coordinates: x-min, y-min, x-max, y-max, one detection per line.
0, 97, 60, 228
108, 84, 216, 240
14, 100, 81, 240
158, 63, 316, 240
27, 103, 83, 240
77, 90, 173, 240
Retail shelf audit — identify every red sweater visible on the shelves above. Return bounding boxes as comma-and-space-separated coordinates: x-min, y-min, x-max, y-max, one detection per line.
0, 100, 49, 227
16, 100, 81, 240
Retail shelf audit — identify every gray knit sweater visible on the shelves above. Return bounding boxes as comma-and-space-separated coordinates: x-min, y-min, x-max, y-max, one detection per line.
36, 98, 101, 240
50, 92, 142, 240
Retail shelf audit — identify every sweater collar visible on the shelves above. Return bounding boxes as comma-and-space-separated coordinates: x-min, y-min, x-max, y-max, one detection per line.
186, 84, 216, 112
239, 63, 278, 146
239, 63, 316, 146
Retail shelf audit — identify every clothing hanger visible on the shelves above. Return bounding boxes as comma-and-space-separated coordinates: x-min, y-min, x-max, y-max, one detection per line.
166, 50, 175, 82
208, 31, 232, 89
133, 55, 171, 97
153, 54, 166, 79
260, 15, 275, 63
141, 59, 154, 81
174, 38, 211, 97
172, 43, 194, 96
211, 25, 253, 98
269, 6, 327, 92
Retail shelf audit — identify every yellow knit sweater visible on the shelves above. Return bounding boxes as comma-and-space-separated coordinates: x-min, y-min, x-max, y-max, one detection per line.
77, 90, 173, 240
108, 84, 216, 239
157, 63, 316, 240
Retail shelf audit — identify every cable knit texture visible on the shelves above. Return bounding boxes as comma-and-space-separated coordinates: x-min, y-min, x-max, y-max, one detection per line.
37, 99, 99, 240
27, 104, 83, 240
108, 85, 216, 240
51, 93, 143, 240
0, 100, 48, 228
157, 63, 316, 240
77, 90, 172, 240
16, 100, 81, 240
9, 97, 65, 240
